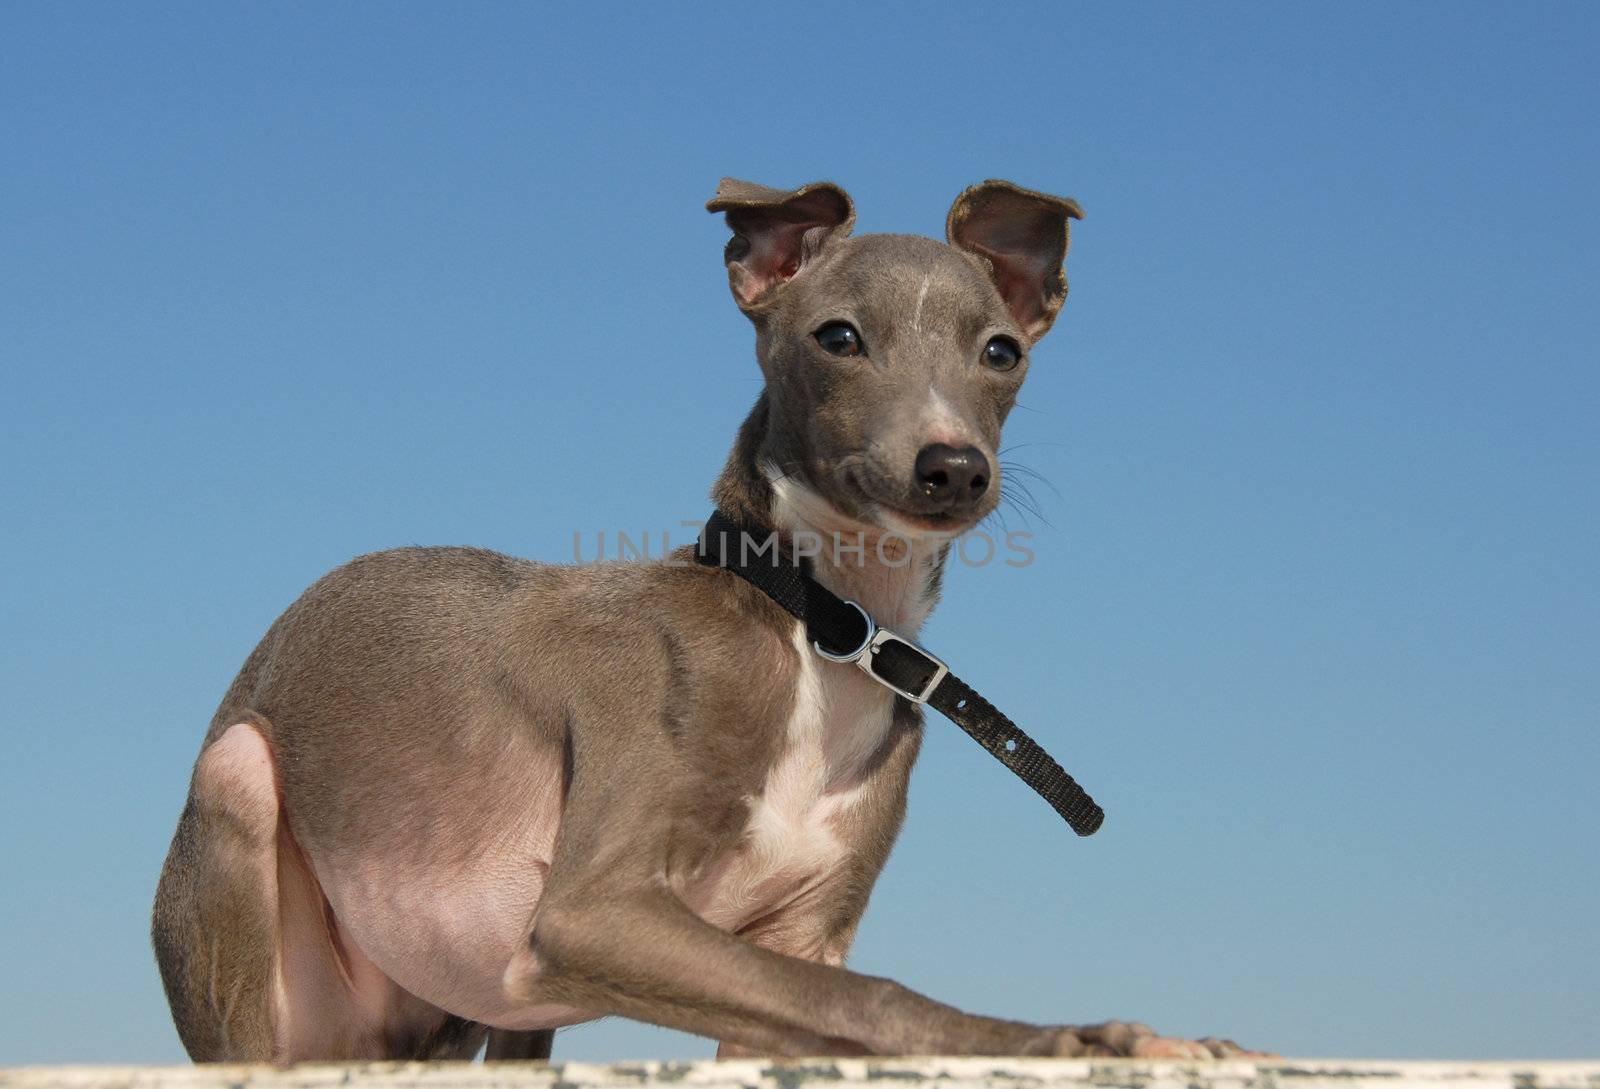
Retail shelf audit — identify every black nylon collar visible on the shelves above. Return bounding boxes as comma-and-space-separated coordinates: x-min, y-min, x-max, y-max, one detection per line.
696, 508, 1104, 837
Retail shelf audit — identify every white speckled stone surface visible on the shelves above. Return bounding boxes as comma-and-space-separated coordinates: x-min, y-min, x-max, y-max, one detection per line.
3, 1061, 1597, 1089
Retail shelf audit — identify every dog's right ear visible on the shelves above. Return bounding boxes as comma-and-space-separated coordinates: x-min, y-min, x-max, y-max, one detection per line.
707, 178, 855, 310
947, 180, 1083, 341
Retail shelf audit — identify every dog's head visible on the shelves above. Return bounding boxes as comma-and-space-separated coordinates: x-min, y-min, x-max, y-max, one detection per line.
709, 178, 1082, 538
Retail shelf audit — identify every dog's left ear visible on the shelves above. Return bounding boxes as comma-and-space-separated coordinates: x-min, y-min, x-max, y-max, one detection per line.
707, 178, 856, 311
947, 180, 1084, 340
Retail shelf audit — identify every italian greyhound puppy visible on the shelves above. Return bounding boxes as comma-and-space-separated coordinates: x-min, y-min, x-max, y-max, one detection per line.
153, 178, 1260, 1063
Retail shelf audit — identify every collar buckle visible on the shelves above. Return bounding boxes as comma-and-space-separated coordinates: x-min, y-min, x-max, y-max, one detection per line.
859, 627, 949, 703
812, 599, 947, 704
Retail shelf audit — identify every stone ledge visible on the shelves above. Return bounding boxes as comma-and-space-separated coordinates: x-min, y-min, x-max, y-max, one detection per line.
3, 1060, 1597, 1089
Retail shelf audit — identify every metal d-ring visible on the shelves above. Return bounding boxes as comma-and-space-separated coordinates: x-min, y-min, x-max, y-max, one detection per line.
813, 600, 876, 663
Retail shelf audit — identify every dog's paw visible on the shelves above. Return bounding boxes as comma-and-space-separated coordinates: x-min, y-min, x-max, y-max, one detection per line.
1039, 1021, 1275, 1059
1193, 1036, 1278, 1059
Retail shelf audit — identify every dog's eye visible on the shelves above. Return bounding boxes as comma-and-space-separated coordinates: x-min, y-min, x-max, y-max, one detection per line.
982, 336, 1022, 371
814, 322, 865, 358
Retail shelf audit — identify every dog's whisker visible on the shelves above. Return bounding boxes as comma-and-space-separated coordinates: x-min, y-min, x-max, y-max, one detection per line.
1000, 458, 1063, 500
997, 481, 1052, 530
1004, 480, 1047, 521
998, 440, 1065, 456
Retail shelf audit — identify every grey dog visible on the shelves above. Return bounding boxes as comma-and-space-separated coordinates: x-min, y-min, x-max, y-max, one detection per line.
153, 177, 1261, 1063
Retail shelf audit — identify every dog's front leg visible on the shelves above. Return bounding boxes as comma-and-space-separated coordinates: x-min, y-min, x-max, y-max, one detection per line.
710, 935, 851, 1059
510, 880, 1055, 1057
498, 691, 1255, 1058
509, 867, 1252, 1057
709, 867, 878, 1057
497, 715, 1048, 1056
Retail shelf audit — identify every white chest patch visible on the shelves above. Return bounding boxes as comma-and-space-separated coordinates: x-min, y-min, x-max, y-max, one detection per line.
694, 623, 894, 932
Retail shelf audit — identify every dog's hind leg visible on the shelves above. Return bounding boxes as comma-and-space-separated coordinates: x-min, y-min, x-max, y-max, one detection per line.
152, 719, 289, 1061
484, 1029, 554, 1060
154, 717, 479, 1062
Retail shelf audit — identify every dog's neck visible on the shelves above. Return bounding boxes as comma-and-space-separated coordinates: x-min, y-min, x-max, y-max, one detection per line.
711, 395, 949, 635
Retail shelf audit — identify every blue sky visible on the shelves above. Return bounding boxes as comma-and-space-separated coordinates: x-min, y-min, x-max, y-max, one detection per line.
2, 1, 1596, 1065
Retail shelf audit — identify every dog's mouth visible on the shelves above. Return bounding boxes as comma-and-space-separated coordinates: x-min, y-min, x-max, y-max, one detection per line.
840, 471, 986, 537
874, 506, 971, 536
825, 463, 996, 540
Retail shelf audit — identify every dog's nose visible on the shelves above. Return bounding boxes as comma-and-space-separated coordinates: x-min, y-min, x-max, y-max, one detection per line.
914, 444, 991, 508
